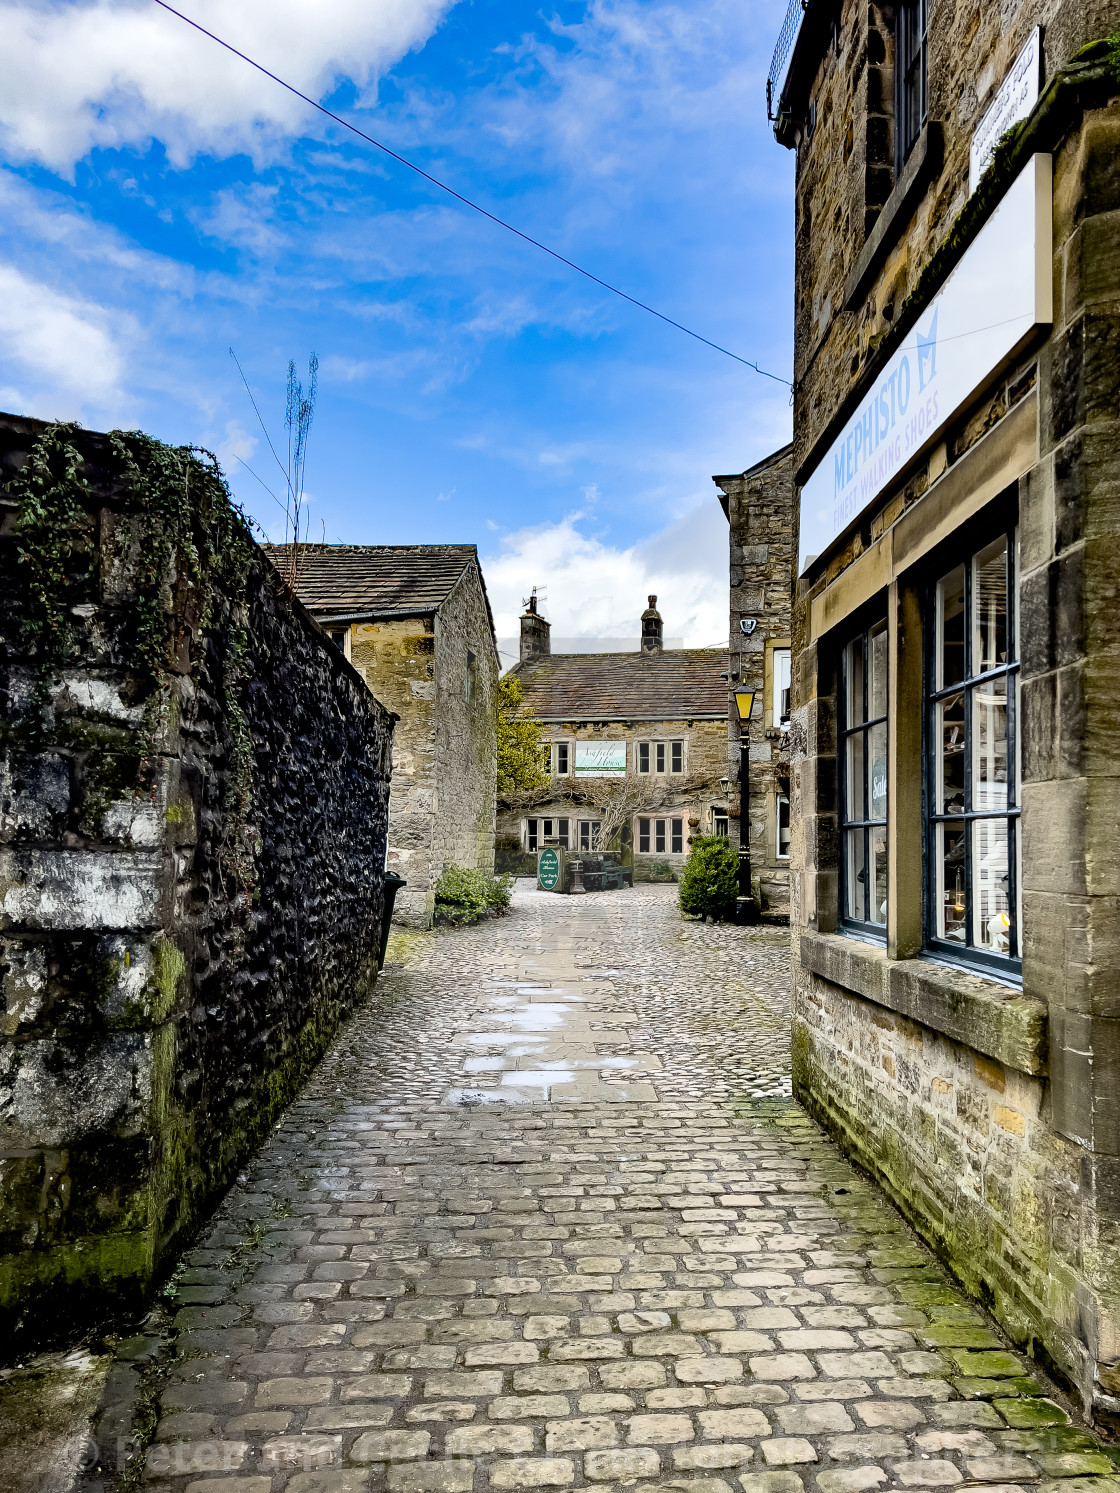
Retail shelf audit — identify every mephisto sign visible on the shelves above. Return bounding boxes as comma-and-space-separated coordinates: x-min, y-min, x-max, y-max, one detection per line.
798, 153, 1052, 574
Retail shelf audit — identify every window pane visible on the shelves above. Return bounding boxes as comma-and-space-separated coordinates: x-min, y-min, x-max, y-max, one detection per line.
528, 819, 538, 851
777, 795, 791, 858
775, 649, 792, 727
869, 623, 888, 720
557, 742, 568, 774
936, 692, 965, 814
973, 537, 1008, 674
671, 819, 683, 854
639, 743, 649, 773
868, 721, 887, 821
937, 565, 965, 689
846, 731, 867, 820
671, 741, 683, 773
972, 817, 1010, 953
543, 819, 553, 838
558, 819, 569, 848
871, 829, 888, 926
655, 820, 666, 853
845, 829, 867, 922
936, 820, 967, 943
972, 676, 1008, 813
656, 743, 666, 773
845, 637, 866, 726
639, 817, 650, 853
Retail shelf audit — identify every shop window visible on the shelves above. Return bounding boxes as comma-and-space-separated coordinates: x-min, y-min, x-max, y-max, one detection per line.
578, 819, 601, 851
771, 648, 792, 730
927, 531, 1020, 971
777, 794, 791, 859
840, 619, 888, 934
897, 0, 928, 169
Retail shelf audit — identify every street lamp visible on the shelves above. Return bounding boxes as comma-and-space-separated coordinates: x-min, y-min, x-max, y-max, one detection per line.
734, 689, 758, 925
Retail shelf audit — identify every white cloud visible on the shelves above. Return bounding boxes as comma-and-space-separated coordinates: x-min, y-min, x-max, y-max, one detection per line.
483, 500, 729, 658
0, 0, 456, 172
0, 263, 130, 417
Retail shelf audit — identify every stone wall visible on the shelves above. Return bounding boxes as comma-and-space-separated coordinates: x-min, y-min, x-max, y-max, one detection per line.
715, 447, 794, 918
432, 567, 498, 879
782, 8, 1120, 1416
0, 416, 393, 1350
350, 617, 438, 927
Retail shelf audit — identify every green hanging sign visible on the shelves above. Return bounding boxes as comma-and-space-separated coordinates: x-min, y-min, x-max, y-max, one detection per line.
538, 848, 561, 891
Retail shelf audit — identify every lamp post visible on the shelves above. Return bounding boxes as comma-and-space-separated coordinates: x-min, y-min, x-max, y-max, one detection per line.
734, 689, 758, 925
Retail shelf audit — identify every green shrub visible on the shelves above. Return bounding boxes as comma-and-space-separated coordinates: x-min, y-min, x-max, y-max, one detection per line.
434, 865, 513, 926
678, 835, 739, 922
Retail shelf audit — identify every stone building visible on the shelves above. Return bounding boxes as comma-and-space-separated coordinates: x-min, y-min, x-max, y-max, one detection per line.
715, 444, 794, 919
496, 596, 729, 879
771, 0, 1120, 1415
270, 545, 499, 928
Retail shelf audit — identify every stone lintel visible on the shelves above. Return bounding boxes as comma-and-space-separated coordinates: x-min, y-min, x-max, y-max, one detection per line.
800, 930, 1049, 1075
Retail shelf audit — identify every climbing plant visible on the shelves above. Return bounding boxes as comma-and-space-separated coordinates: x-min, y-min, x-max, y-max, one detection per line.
8, 422, 260, 889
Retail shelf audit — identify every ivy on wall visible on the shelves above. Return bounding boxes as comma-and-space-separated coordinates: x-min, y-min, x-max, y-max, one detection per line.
8, 421, 260, 886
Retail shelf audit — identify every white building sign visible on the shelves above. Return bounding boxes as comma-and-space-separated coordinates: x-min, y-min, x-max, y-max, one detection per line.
574, 741, 627, 777
969, 29, 1041, 193
798, 153, 1052, 574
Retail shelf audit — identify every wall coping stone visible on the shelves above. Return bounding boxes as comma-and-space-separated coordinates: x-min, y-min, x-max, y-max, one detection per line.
800, 930, 1048, 1075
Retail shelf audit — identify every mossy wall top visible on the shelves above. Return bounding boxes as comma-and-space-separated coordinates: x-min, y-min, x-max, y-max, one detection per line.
0, 412, 394, 1352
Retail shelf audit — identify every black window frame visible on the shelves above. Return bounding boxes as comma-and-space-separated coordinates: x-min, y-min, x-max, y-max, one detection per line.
923, 523, 1021, 979
896, 0, 928, 171
839, 617, 889, 939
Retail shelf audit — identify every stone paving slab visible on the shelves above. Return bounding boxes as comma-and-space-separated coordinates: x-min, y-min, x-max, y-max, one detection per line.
82, 885, 1119, 1493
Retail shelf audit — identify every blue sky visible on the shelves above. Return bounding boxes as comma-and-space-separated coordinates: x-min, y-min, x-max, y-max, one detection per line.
0, 0, 794, 649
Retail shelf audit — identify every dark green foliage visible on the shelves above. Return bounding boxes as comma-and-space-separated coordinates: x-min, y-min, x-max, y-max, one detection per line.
678, 835, 739, 922
434, 865, 513, 926
11, 425, 94, 674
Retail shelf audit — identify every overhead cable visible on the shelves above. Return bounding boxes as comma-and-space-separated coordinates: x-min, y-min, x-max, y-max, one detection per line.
150, 0, 792, 388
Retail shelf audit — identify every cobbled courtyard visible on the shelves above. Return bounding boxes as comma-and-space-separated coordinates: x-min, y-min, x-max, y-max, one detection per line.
94, 883, 1118, 1493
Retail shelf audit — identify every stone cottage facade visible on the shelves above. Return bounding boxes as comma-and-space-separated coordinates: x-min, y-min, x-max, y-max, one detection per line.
496, 597, 729, 879
271, 545, 499, 928
715, 444, 794, 920
772, 0, 1120, 1415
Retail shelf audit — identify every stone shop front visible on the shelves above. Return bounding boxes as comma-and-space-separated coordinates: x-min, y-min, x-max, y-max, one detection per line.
771, 0, 1120, 1420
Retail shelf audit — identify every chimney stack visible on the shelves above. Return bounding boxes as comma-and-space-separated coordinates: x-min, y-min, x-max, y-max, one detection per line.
641, 594, 663, 653
520, 589, 551, 665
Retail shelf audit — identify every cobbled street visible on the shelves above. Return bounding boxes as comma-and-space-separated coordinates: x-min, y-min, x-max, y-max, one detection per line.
112, 884, 1117, 1493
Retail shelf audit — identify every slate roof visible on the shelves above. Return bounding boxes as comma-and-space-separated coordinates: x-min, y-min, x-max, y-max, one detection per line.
265, 544, 496, 646
512, 649, 728, 721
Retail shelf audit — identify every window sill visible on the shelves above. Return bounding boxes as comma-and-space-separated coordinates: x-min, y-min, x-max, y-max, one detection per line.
843, 122, 943, 312
800, 929, 1047, 1076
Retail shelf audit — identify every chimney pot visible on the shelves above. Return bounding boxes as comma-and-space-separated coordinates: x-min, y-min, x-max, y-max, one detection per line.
640, 594, 663, 653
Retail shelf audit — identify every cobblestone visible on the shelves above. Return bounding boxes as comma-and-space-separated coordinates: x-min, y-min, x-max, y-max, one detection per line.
91, 884, 1120, 1493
